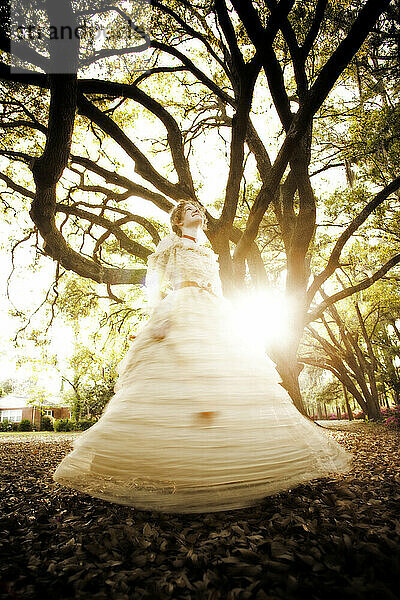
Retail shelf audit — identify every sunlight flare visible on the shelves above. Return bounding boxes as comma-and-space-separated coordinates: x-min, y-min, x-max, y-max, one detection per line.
232, 289, 291, 351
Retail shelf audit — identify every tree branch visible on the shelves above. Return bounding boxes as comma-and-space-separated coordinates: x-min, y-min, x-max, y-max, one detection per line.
0, 171, 35, 198
150, 40, 234, 106
70, 155, 173, 212
55, 204, 153, 261
301, 0, 329, 60
214, 0, 245, 83
307, 254, 400, 324
152, 0, 228, 74
26, 1, 148, 286
77, 94, 195, 201
307, 175, 400, 305
0, 119, 47, 134
78, 80, 195, 195
233, 0, 392, 263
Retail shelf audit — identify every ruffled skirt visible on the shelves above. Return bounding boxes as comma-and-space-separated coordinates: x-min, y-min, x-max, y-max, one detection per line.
53, 288, 352, 513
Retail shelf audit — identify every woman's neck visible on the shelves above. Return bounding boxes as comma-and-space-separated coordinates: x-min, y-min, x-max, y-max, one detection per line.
182, 234, 197, 243
180, 225, 201, 242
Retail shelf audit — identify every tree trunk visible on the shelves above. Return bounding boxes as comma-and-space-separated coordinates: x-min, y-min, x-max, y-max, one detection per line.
364, 393, 381, 420
343, 383, 354, 421
274, 348, 307, 414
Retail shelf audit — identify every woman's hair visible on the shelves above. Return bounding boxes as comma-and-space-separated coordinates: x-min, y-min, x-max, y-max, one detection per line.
170, 200, 207, 236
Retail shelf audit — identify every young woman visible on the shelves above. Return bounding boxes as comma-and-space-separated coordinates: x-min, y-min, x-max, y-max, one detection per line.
53, 200, 352, 513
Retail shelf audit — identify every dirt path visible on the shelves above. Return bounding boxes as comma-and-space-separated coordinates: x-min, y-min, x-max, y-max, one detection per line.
0, 424, 399, 600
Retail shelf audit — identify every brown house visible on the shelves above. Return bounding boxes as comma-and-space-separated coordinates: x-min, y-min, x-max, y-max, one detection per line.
0, 395, 71, 429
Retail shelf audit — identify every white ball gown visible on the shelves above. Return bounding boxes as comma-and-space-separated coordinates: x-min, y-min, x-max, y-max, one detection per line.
53, 233, 352, 513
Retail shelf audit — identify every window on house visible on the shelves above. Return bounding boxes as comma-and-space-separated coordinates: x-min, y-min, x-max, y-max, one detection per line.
44, 410, 54, 417
0, 409, 23, 423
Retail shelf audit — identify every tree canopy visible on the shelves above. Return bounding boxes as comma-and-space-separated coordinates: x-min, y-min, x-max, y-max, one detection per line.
0, 0, 399, 413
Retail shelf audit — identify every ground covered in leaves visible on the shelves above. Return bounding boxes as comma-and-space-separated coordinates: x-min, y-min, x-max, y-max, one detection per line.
0, 423, 399, 600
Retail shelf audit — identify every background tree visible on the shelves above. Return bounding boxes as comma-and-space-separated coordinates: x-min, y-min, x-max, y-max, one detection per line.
0, 378, 15, 396
300, 256, 400, 419
62, 345, 119, 420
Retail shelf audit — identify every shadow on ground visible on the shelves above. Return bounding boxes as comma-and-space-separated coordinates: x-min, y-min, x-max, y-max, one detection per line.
0, 424, 399, 600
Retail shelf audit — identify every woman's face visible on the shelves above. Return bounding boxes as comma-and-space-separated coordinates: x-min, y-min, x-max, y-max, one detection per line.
178, 203, 204, 229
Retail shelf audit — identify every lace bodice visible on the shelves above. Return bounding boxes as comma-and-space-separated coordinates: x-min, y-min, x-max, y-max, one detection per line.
145, 233, 222, 306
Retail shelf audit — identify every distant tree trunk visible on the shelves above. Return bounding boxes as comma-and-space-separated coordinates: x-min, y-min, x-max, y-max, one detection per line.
354, 303, 381, 419
343, 384, 354, 421
382, 384, 389, 408
306, 295, 383, 420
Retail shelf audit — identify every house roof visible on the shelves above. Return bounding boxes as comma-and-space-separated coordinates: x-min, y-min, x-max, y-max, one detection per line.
0, 395, 70, 409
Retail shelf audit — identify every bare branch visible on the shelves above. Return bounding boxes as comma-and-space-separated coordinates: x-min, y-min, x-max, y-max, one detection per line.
0, 149, 35, 166
233, 0, 393, 263
150, 40, 234, 106
0, 171, 34, 198
0, 120, 47, 134
56, 203, 153, 261
307, 254, 400, 324
214, 0, 245, 81
301, 0, 329, 59
70, 155, 173, 212
106, 283, 124, 304
152, 0, 228, 74
78, 80, 195, 194
77, 94, 195, 201
307, 175, 400, 305
79, 42, 151, 68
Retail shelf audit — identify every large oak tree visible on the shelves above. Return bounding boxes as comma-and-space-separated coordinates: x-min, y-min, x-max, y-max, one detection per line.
0, 0, 398, 413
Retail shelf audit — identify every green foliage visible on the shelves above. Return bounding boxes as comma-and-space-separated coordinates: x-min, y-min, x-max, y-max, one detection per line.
347, 104, 400, 183
17, 419, 32, 431
53, 418, 74, 432
79, 379, 115, 419
62, 342, 123, 420
0, 419, 17, 432
75, 419, 97, 431
302, 369, 343, 409
322, 185, 371, 224
26, 387, 48, 408
0, 379, 14, 396
56, 276, 99, 321
52, 418, 95, 431
40, 416, 54, 431
317, 380, 343, 405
